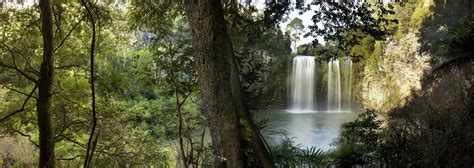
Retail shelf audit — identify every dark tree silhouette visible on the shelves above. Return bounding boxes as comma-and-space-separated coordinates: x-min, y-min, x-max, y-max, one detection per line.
38, 0, 55, 167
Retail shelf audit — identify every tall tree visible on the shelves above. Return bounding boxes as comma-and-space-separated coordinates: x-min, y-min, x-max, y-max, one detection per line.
183, 0, 274, 167
38, 0, 55, 167
286, 17, 305, 53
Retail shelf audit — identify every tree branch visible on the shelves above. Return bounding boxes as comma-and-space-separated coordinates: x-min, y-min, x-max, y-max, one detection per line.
54, 120, 84, 141
58, 134, 131, 158
54, 15, 86, 53
56, 156, 82, 161
55, 64, 89, 71
0, 61, 38, 84
0, 84, 37, 99
0, 84, 38, 123
58, 134, 87, 148
9, 127, 40, 148
0, 42, 38, 82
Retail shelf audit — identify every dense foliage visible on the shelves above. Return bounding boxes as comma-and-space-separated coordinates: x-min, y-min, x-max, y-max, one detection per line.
0, 0, 294, 166
0, 0, 472, 167
271, 137, 330, 167
0, 1, 202, 166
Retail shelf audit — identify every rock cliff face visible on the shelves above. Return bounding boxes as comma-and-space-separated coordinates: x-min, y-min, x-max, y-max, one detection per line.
361, 31, 431, 112
395, 60, 474, 116
360, 0, 473, 113
235, 48, 283, 109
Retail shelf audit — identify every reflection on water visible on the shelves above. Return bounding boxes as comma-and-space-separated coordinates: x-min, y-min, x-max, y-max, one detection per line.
255, 109, 357, 151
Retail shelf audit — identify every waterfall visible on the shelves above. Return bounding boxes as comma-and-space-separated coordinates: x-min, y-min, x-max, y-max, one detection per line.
290, 56, 316, 111
327, 60, 333, 111
288, 56, 353, 113
348, 61, 353, 111
327, 59, 353, 112
336, 60, 342, 111
327, 59, 342, 111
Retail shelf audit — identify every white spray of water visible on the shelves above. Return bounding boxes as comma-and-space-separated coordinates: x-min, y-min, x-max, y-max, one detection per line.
290, 56, 316, 111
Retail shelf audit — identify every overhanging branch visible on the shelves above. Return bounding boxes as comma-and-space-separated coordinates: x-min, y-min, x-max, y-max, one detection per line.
0, 84, 38, 99
0, 61, 38, 83
54, 15, 87, 53
0, 42, 38, 83
0, 84, 38, 123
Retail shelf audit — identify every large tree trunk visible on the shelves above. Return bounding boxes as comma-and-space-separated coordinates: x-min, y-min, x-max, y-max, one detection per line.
183, 1, 274, 167
37, 0, 55, 167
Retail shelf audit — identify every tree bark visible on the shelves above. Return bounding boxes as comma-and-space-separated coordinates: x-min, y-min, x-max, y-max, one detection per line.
183, 1, 274, 167
38, 0, 55, 167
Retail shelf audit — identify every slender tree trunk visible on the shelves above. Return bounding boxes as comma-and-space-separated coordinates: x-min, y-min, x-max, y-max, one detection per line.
81, 0, 98, 167
184, 1, 274, 167
38, 0, 55, 167
176, 91, 188, 168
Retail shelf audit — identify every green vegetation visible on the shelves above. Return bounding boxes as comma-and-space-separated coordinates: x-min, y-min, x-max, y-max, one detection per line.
0, 0, 294, 167
0, 1, 202, 166
295, 0, 474, 166
330, 105, 474, 167
286, 17, 305, 53
0, 0, 472, 167
409, 0, 433, 29
271, 137, 330, 167
330, 109, 381, 166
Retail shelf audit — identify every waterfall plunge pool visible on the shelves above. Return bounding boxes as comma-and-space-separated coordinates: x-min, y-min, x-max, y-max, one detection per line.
255, 109, 358, 151
256, 56, 357, 151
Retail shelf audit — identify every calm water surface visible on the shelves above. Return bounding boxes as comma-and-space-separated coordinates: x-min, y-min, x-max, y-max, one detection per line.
255, 109, 358, 151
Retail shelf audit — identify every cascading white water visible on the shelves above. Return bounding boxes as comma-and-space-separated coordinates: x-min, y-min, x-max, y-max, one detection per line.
327, 59, 342, 111
327, 61, 333, 110
327, 59, 353, 112
348, 60, 353, 111
290, 56, 316, 111
289, 56, 353, 113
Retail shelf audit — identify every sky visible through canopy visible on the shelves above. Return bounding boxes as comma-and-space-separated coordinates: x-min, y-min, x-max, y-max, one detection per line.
5, 0, 323, 48
253, 0, 325, 47
252, 0, 392, 47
